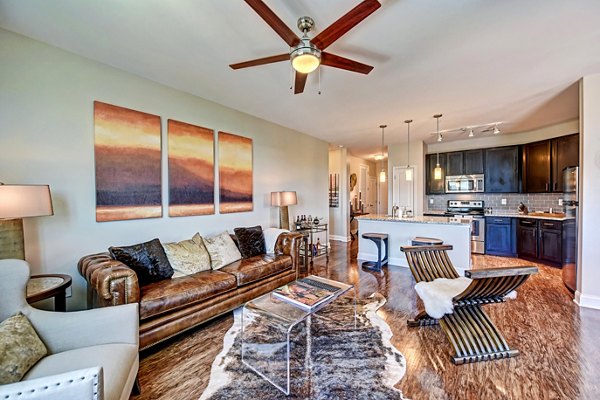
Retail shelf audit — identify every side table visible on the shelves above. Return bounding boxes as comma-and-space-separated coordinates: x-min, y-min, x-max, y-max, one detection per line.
26, 274, 72, 311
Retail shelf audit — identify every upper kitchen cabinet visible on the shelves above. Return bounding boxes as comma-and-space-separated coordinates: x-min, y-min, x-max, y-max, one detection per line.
446, 149, 484, 176
523, 140, 552, 193
446, 152, 463, 176
523, 134, 579, 193
426, 153, 446, 194
463, 149, 485, 174
552, 133, 579, 192
484, 146, 520, 192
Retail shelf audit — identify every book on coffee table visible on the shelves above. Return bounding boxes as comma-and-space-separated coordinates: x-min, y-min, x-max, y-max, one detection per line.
271, 278, 339, 311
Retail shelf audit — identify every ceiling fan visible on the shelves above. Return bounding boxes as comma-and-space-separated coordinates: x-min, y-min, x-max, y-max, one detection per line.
230, 0, 381, 94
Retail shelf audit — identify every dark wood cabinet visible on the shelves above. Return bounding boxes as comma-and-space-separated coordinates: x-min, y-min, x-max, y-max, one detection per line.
464, 149, 484, 175
523, 140, 552, 193
539, 220, 562, 264
517, 219, 538, 259
523, 134, 579, 193
446, 152, 464, 176
552, 133, 579, 192
484, 146, 519, 192
426, 153, 446, 194
485, 217, 515, 256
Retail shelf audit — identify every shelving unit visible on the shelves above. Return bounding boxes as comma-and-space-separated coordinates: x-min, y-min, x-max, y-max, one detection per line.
295, 223, 329, 265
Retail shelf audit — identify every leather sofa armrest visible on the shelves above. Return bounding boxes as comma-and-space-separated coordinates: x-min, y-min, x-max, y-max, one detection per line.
275, 232, 303, 275
78, 253, 140, 307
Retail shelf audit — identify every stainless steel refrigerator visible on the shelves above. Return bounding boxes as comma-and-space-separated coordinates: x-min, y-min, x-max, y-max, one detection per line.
562, 166, 579, 292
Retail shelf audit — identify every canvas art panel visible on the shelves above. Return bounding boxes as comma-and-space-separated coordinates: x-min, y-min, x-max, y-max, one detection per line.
94, 101, 162, 222
168, 119, 215, 216
218, 131, 253, 213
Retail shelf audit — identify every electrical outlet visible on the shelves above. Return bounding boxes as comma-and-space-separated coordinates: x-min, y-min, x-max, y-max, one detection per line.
429, 198, 434, 204
558, 199, 563, 206
501, 198, 507, 205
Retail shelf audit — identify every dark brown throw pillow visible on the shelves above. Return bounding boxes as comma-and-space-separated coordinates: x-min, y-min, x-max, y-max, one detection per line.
234, 226, 266, 258
109, 238, 174, 285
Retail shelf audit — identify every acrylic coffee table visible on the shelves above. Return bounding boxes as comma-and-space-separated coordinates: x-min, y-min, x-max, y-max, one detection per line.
241, 275, 356, 395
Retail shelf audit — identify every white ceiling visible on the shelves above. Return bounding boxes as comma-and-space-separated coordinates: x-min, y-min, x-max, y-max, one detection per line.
1, 0, 599, 159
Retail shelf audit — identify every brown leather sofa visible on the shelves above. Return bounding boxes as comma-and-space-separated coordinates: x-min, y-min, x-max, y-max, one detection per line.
78, 232, 302, 350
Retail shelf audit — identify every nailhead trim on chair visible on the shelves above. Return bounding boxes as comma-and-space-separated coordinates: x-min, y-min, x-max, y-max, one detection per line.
1, 374, 100, 399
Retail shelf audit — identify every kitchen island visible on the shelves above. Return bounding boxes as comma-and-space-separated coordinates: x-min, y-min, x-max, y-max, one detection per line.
356, 214, 472, 275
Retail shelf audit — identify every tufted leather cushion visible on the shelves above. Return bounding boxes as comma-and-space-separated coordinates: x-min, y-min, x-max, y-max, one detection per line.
139, 270, 237, 320
220, 254, 292, 286
234, 226, 266, 258
109, 238, 174, 286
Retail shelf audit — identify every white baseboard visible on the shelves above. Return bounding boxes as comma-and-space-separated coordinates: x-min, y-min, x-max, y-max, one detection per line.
357, 251, 467, 277
329, 234, 351, 242
574, 291, 600, 310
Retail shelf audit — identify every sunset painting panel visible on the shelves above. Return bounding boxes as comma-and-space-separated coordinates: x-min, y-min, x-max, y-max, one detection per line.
218, 131, 253, 213
168, 120, 215, 216
94, 101, 162, 222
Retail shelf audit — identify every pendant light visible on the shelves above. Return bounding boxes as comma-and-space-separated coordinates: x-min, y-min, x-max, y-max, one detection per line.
433, 114, 443, 180
379, 124, 387, 183
404, 119, 413, 181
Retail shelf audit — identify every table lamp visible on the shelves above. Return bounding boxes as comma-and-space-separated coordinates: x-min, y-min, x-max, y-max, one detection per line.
271, 191, 297, 230
0, 184, 54, 259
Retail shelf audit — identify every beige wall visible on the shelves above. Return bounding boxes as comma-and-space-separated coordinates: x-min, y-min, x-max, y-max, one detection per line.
0, 29, 328, 310
387, 140, 426, 216
578, 75, 600, 309
328, 148, 349, 241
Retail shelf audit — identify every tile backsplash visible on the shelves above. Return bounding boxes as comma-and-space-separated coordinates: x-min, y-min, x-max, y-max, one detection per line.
426, 193, 563, 214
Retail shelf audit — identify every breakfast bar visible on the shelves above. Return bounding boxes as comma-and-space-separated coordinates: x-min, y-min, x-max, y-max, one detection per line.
356, 215, 472, 275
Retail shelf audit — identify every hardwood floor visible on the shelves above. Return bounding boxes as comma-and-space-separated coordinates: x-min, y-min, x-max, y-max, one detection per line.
132, 241, 600, 399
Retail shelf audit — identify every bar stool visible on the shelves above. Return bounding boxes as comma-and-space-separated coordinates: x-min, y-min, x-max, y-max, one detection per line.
361, 233, 389, 271
411, 237, 443, 246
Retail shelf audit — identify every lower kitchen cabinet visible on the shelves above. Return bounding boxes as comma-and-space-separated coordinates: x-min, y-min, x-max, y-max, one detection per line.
485, 217, 516, 256
539, 220, 562, 264
517, 219, 538, 260
516, 218, 562, 265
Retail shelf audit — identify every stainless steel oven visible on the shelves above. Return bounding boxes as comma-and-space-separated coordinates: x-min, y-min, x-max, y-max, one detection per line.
445, 174, 484, 193
447, 200, 486, 254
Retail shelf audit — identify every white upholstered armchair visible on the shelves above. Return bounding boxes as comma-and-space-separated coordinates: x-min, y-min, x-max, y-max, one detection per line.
0, 259, 139, 400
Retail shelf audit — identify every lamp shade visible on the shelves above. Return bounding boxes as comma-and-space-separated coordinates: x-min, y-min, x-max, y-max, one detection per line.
0, 184, 53, 219
271, 191, 297, 207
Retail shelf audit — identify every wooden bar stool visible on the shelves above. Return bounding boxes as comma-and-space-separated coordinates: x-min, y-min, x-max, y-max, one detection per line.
361, 233, 388, 271
411, 237, 443, 246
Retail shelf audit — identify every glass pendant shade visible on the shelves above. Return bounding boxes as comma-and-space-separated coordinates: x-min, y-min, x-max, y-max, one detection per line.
380, 170, 386, 183
292, 53, 320, 74
434, 165, 442, 180
405, 168, 413, 181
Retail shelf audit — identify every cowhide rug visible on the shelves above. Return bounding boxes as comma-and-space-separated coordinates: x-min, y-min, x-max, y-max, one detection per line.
200, 293, 407, 399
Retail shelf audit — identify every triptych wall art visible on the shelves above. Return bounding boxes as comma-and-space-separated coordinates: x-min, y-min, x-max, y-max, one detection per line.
93, 101, 253, 222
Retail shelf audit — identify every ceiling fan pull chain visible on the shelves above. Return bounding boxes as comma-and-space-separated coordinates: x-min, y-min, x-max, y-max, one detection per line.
289, 63, 293, 91
318, 65, 322, 95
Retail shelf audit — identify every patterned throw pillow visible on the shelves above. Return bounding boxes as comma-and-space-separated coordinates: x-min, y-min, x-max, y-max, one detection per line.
163, 233, 212, 276
109, 238, 174, 285
203, 231, 242, 270
0, 312, 47, 384
234, 226, 266, 258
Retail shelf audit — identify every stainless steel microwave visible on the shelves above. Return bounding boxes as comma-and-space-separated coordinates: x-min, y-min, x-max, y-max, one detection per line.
445, 174, 485, 193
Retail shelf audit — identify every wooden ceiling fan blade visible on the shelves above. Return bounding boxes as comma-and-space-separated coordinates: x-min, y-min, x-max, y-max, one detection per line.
311, 0, 381, 50
244, 0, 301, 47
321, 52, 373, 74
294, 72, 307, 94
230, 53, 289, 70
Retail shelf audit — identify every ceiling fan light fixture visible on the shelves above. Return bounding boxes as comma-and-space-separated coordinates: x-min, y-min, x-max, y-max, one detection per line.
291, 41, 321, 74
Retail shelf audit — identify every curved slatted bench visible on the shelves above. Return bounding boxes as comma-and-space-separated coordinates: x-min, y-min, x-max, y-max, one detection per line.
401, 244, 537, 365
361, 233, 388, 272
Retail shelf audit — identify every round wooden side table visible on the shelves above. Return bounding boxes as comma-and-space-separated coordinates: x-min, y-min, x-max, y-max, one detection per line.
26, 274, 72, 311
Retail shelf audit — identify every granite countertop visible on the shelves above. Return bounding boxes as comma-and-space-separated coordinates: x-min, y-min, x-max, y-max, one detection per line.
355, 214, 470, 226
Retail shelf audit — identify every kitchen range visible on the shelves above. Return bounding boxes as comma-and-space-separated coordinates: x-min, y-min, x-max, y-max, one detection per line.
432, 200, 486, 254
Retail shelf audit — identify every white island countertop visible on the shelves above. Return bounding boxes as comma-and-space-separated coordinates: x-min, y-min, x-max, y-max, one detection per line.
356, 214, 469, 225
356, 214, 472, 274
